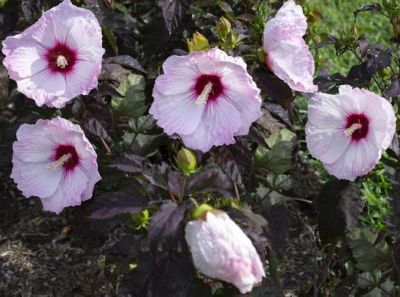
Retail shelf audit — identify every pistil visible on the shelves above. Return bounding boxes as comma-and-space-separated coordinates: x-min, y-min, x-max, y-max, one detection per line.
48, 153, 72, 171
344, 123, 362, 137
195, 82, 213, 105
56, 55, 68, 69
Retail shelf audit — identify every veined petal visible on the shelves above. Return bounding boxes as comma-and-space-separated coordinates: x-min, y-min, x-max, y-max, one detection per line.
16, 69, 66, 107
181, 98, 242, 152
324, 139, 382, 181
150, 91, 204, 136
11, 158, 63, 198
41, 166, 89, 214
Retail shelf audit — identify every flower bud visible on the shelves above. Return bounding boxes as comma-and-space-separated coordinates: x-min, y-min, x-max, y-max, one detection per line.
186, 32, 210, 52
176, 147, 198, 175
216, 16, 232, 37
185, 210, 265, 293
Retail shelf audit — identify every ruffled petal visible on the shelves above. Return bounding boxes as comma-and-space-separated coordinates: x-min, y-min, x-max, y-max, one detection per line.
150, 91, 204, 136
16, 69, 66, 107
265, 36, 317, 93
181, 98, 242, 152
2, 40, 47, 80
11, 158, 63, 198
40, 166, 89, 214
306, 125, 351, 164
220, 65, 262, 135
324, 139, 382, 181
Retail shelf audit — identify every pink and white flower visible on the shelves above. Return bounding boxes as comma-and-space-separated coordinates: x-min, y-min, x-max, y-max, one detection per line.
306, 85, 396, 181
2, 0, 104, 108
11, 117, 101, 214
263, 0, 317, 93
185, 210, 265, 294
150, 48, 262, 152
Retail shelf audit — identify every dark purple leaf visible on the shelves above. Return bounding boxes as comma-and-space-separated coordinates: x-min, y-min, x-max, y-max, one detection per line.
253, 68, 293, 109
89, 190, 148, 219
263, 204, 290, 258
387, 133, 400, 159
72, 98, 113, 140
265, 102, 292, 128
215, 143, 253, 188
227, 207, 269, 257
100, 63, 130, 82
104, 55, 147, 74
315, 72, 345, 93
354, 3, 382, 19
158, 0, 189, 34
187, 167, 234, 195
386, 77, 400, 98
316, 178, 363, 244
111, 154, 146, 173
148, 202, 187, 252
21, 0, 38, 22
315, 35, 338, 49
145, 163, 185, 199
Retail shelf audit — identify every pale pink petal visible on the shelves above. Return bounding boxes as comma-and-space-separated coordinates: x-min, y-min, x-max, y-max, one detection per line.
41, 166, 89, 214
16, 69, 66, 107
150, 91, 204, 136
306, 126, 351, 164
53, 60, 101, 105
220, 66, 262, 135
11, 158, 63, 198
181, 98, 242, 152
153, 67, 199, 96
265, 36, 317, 93
266, 0, 307, 37
2, 41, 47, 80
185, 211, 265, 294
263, 0, 317, 93
324, 138, 382, 181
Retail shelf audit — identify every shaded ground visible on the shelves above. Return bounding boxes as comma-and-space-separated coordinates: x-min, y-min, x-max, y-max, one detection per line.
0, 172, 117, 297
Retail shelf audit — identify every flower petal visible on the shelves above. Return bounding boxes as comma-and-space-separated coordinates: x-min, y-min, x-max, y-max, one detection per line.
265, 36, 317, 93
16, 69, 66, 107
40, 166, 89, 214
324, 138, 382, 181
2, 40, 47, 80
181, 98, 242, 152
11, 158, 63, 198
150, 91, 204, 136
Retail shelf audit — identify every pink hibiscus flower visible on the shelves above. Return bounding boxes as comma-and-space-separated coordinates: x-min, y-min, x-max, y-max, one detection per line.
263, 0, 317, 93
185, 210, 265, 294
11, 117, 101, 214
149, 48, 262, 152
2, 0, 104, 108
306, 85, 396, 181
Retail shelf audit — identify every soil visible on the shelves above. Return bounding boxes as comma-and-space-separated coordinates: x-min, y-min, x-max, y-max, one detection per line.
0, 170, 117, 297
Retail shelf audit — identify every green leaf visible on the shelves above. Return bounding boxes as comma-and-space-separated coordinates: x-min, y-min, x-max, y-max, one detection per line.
112, 74, 147, 119
255, 141, 293, 174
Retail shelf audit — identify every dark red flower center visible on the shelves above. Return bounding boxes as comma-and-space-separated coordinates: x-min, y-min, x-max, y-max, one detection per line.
46, 43, 77, 74
345, 113, 369, 141
194, 74, 224, 102
53, 144, 80, 171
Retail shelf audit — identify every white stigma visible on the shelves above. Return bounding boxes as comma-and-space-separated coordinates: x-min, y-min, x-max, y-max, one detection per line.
48, 153, 72, 171
56, 55, 68, 69
344, 123, 362, 137
195, 82, 213, 105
